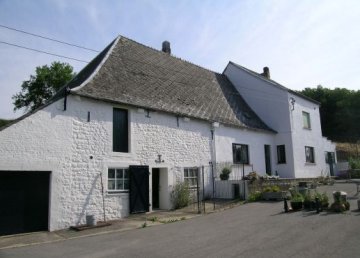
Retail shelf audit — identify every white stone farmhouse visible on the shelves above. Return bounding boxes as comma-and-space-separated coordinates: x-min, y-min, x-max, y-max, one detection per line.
0, 36, 335, 235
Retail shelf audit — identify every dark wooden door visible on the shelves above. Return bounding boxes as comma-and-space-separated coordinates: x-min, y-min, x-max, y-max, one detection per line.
264, 145, 271, 175
152, 168, 160, 209
0, 171, 50, 236
327, 152, 335, 176
129, 166, 149, 214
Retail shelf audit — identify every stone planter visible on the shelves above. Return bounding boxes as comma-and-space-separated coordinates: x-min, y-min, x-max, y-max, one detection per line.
262, 191, 286, 201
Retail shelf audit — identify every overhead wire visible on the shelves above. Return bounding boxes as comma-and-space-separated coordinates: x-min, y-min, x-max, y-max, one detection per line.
0, 40, 90, 63
0, 24, 300, 104
0, 24, 100, 52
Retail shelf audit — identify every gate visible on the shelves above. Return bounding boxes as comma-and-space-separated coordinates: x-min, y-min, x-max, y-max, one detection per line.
129, 165, 150, 214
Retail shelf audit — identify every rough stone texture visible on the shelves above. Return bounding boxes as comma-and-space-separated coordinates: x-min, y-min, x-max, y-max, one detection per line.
0, 95, 215, 231
0, 86, 335, 232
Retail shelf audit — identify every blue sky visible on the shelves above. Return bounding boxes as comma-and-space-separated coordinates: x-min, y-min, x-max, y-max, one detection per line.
1, 0, 359, 119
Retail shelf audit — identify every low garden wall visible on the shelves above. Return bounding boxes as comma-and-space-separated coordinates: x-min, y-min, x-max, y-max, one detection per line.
247, 177, 328, 194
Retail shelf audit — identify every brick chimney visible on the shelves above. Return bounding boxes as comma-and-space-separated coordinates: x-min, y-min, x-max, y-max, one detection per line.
261, 67, 270, 79
162, 41, 171, 54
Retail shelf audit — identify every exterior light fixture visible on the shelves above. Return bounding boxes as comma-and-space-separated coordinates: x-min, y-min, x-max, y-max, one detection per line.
155, 154, 164, 163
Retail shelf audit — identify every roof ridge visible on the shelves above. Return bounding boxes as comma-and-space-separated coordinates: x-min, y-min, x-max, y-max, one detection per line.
228, 61, 320, 105
118, 34, 223, 76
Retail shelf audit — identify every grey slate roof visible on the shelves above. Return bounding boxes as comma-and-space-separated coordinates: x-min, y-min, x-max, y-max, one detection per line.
228, 62, 320, 105
69, 36, 275, 133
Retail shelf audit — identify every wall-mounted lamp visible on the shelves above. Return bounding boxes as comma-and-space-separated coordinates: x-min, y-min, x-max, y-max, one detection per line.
155, 154, 165, 163
289, 97, 295, 111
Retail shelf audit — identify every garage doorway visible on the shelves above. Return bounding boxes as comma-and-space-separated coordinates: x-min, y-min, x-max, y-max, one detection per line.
0, 171, 50, 236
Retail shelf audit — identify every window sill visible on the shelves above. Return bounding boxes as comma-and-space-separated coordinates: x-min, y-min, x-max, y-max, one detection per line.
277, 162, 286, 165
305, 162, 316, 165
106, 191, 129, 196
303, 127, 312, 130
111, 152, 134, 158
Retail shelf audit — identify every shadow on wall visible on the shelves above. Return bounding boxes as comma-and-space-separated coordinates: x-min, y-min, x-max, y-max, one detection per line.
215, 73, 270, 130
76, 173, 101, 225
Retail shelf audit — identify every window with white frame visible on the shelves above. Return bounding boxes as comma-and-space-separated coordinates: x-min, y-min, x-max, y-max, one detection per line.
108, 168, 129, 192
302, 111, 311, 129
305, 146, 315, 163
184, 168, 198, 187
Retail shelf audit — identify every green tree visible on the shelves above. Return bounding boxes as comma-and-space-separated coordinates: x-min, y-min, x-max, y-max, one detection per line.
0, 119, 13, 127
300, 85, 360, 141
12, 62, 75, 112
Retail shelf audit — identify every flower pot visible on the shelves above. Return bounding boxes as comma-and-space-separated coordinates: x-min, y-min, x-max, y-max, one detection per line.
322, 202, 329, 209
220, 174, 229, 180
303, 200, 316, 210
290, 201, 303, 211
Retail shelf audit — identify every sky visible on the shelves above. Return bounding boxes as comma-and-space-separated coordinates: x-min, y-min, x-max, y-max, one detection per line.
0, 0, 360, 119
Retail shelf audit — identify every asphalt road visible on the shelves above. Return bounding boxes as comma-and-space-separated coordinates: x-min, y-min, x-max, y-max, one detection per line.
1, 183, 360, 258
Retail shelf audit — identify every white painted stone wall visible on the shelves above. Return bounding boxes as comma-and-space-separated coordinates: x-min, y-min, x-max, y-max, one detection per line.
224, 63, 295, 178
224, 62, 336, 178
288, 92, 322, 177
215, 125, 275, 176
0, 86, 335, 231
0, 95, 215, 231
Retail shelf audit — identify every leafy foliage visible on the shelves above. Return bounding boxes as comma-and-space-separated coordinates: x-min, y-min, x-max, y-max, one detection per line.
262, 185, 281, 192
247, 191, 262, 202
12, 62, 75, 112
0, 119, 13, 127
300, 85, 360, 141
349, 157, 360, 169
330, 191, 350, 212
170, 182, 191, 209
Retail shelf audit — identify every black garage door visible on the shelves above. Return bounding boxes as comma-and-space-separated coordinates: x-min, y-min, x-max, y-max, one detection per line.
0, 171, 50, 236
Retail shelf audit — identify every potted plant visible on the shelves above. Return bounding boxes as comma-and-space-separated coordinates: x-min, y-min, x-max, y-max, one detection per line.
303, 192, 316, 210
330, 191, 350, 212
290, 192, 304, 211
319, 192, 329, 209
220, 167, 231, 180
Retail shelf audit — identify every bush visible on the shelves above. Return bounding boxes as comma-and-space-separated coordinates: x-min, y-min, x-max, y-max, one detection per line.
170, 182, 191, 209
350, 170, 360, 179
262, 185, 280, 192
289, 189, 304, 202
244, 171, 261, 183
247, 191, 262, 202
349, 157, 360, 169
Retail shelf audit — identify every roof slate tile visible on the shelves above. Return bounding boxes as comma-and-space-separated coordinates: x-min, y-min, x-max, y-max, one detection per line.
72, 36, 275, 133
